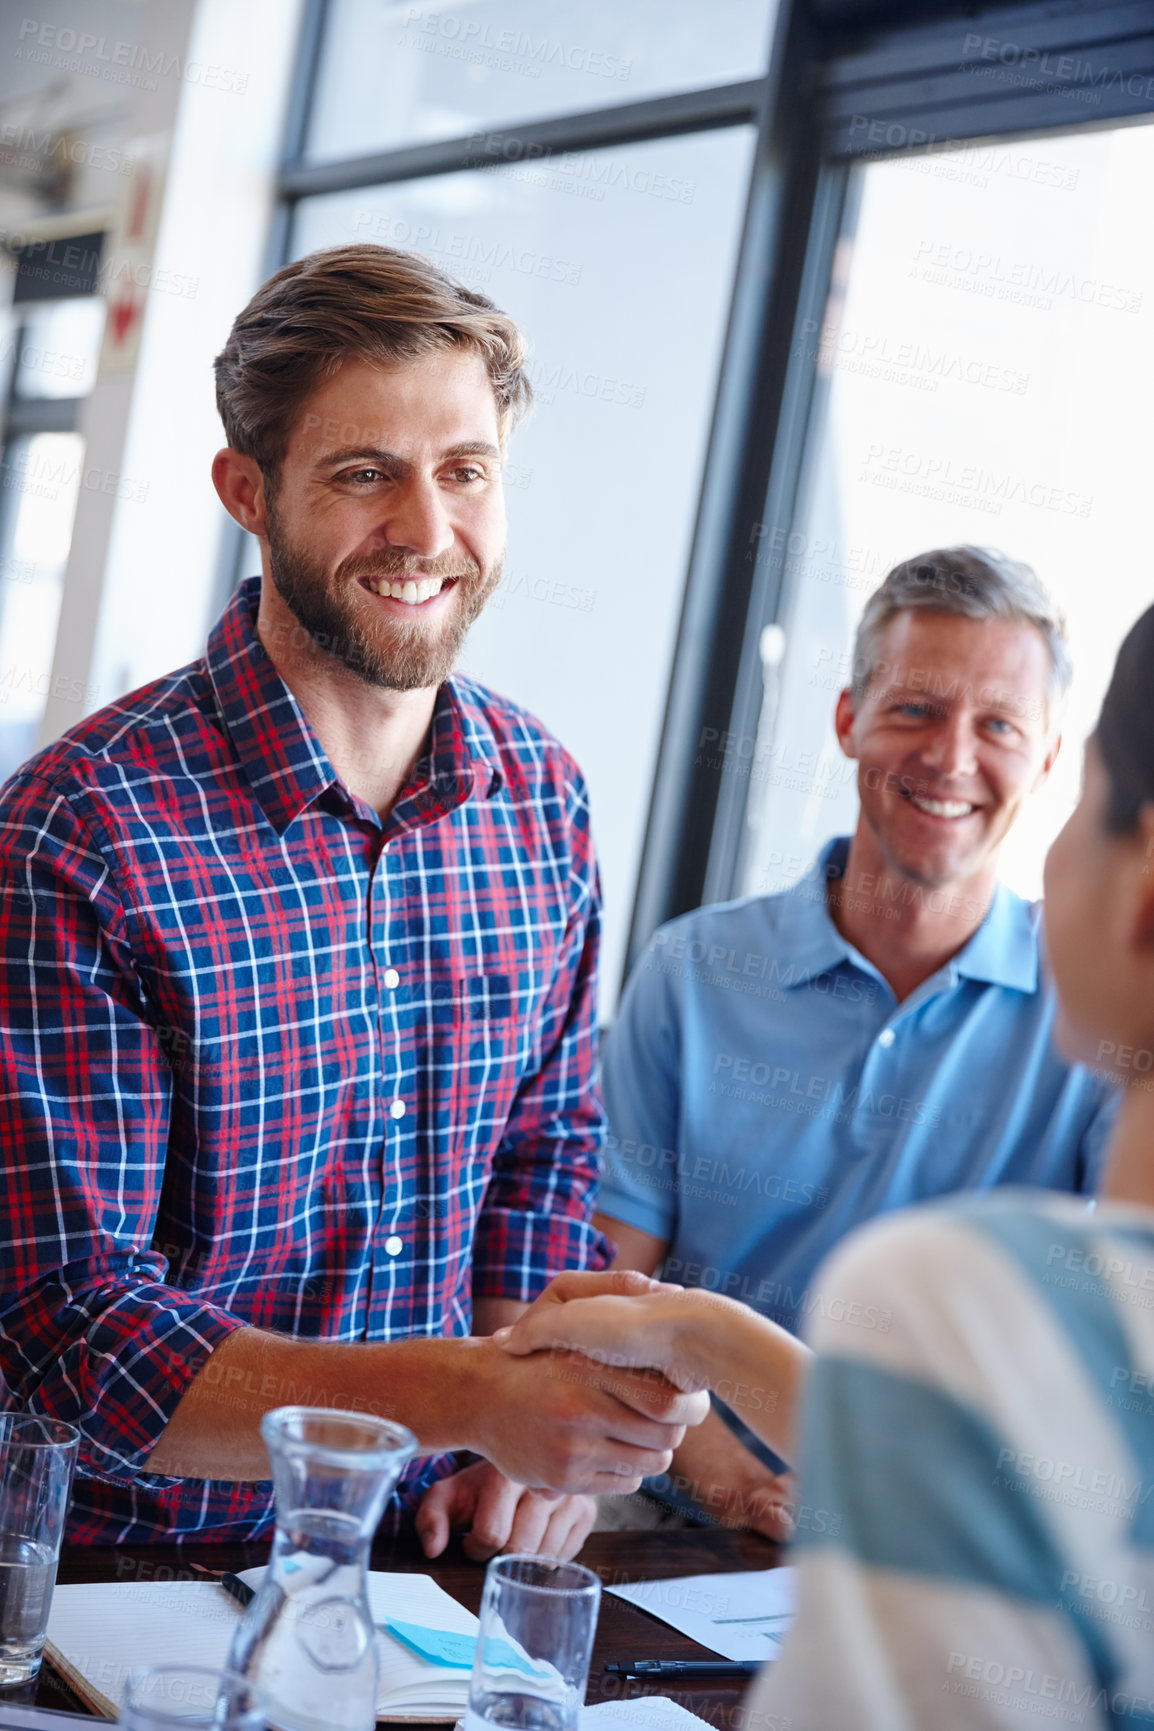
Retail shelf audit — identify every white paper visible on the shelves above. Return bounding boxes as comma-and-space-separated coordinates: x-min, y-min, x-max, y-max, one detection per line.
606, 1568, 795, 1662
582, 1698, 719, 1731
0, 1706, 115, 1728
46, 1580, 237, 1711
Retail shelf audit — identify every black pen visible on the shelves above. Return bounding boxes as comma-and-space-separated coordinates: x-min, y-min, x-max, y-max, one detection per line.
604, 1661, 761, 1678
189, 1563, 256, 1608
219, 1571, 256, 1609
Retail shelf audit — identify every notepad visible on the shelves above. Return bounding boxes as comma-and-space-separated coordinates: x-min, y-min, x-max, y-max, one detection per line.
44, 1570, 482, 1721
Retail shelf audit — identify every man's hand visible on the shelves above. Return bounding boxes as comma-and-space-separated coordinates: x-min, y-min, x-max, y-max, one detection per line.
416, 1461, 596, 1562
465, 1334, 709, 1494
681, 1461, 796, 1543
651, 1408, 796, 1541
728, 1470, 796, 1543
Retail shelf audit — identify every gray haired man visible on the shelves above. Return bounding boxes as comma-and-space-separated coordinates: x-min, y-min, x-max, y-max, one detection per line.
595, 546, 1118, 1534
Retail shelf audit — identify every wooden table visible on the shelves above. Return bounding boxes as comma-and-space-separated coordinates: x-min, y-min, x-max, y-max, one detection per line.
25, 1527, 781, 1725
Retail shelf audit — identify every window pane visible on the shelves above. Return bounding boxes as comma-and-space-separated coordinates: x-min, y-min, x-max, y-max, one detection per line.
293, 126, 756, 1013
0, 433, 84, 777
739, 122, 1154, 905
306, 0, 776, 161
12, 298, 105, 400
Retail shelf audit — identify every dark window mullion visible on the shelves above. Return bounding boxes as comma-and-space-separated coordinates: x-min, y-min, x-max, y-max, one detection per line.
822, 0, 1154, 90
6, 398, 83, 438
279, 79, 765, 201
624, 1, 825, 976
703, 158, 852, 908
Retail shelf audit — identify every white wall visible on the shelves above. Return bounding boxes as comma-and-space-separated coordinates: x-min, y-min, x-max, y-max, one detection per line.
39, 0, 304, 742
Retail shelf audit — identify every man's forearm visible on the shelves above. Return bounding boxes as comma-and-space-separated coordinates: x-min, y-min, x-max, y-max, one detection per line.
145, 1319, 708, 1493
146, 1326, 497, 1479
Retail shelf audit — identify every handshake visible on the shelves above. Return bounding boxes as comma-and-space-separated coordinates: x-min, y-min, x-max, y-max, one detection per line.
467, 1269, 805, 1497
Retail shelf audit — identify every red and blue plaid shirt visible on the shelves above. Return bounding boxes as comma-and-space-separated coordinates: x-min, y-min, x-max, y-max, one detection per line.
0, 578, 609, 1543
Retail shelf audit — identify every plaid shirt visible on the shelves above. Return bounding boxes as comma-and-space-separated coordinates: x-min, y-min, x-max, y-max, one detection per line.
0, 577, 608, 1543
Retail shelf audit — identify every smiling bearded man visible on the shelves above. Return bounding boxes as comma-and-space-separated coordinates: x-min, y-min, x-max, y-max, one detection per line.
0, 245, 709, 1560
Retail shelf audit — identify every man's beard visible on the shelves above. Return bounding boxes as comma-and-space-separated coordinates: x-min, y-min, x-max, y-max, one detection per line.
266, 501, 502, 692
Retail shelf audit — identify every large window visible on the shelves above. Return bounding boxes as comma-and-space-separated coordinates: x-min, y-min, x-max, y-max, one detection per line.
736, 119, 1154, 904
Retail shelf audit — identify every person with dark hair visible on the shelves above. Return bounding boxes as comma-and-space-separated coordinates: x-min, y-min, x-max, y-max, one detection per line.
597, 546, 1117, 1536
0, 246, 707, 1549
499, 602, 1154, 1727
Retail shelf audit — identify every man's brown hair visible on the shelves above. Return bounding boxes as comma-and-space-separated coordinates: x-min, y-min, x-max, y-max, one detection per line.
214, 243, 532, 484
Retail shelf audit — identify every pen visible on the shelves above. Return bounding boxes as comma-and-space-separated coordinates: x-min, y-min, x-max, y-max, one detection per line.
604, 1661, 762, 1678
189, 1563, 256, 1609
219, 1571, 256, 1609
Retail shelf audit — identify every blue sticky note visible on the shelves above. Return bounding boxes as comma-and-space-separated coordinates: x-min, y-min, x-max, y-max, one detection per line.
382, 1620, 550, 1678
383, 1621, 476, 1670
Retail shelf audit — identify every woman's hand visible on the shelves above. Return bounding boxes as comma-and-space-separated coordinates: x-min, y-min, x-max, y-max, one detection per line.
495, 1268, 810, 1465
494, 1268, 713, 1391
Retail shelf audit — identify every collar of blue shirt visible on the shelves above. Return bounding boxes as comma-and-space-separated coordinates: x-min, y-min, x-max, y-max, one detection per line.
205, 576, 502, 834
778, 836, 1039, 998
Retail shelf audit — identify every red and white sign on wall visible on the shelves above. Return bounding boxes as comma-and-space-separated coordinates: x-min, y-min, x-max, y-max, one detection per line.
99, 133, 170, 377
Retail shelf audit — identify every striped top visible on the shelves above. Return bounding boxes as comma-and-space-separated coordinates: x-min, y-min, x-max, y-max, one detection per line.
749, 1189, 1154, 1730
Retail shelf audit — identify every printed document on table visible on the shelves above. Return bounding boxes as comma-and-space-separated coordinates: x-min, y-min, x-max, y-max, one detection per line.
582, 1698, 718, 1731
606, 1568, 796, 1662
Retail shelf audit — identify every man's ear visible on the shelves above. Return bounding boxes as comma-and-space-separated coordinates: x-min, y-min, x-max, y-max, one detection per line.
212, 448, 269, 537
1034, 730, 1062, 792
834, 688, 858, 760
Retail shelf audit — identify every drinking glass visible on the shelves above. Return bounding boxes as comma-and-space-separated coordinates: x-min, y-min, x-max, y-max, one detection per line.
0, 1415, 79, 1686
119, 1665, 265, 1729
466, 1555, 602, 1731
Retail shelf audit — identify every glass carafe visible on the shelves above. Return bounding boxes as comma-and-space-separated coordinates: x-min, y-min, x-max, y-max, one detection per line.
227, 1407, 416, 1731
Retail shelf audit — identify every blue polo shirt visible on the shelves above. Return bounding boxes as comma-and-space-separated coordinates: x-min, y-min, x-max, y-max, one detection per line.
599, 838, 1117, 1338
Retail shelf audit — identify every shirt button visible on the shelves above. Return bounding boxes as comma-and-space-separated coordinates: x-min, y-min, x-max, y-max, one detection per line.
877, 1028, 896, 1048
389, 1099, 406, 1119
384, 1235, 403, 1257
383, 968, 400, 990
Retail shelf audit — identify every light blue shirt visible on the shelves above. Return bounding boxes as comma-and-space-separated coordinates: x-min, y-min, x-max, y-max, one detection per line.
600, 838, 1118, 1339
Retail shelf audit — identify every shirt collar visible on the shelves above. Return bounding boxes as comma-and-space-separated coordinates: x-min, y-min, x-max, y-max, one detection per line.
775, 835, 1038, 995
206, 578, 336, 833
773, 836, 858, 985
394, 674, 503, 829
206, 577, 501, 834
438, 673, 503, 802
953, 879, 1038, 993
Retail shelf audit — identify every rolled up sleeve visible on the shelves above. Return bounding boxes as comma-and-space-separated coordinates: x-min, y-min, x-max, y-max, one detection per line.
0, 774, 243, 1484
